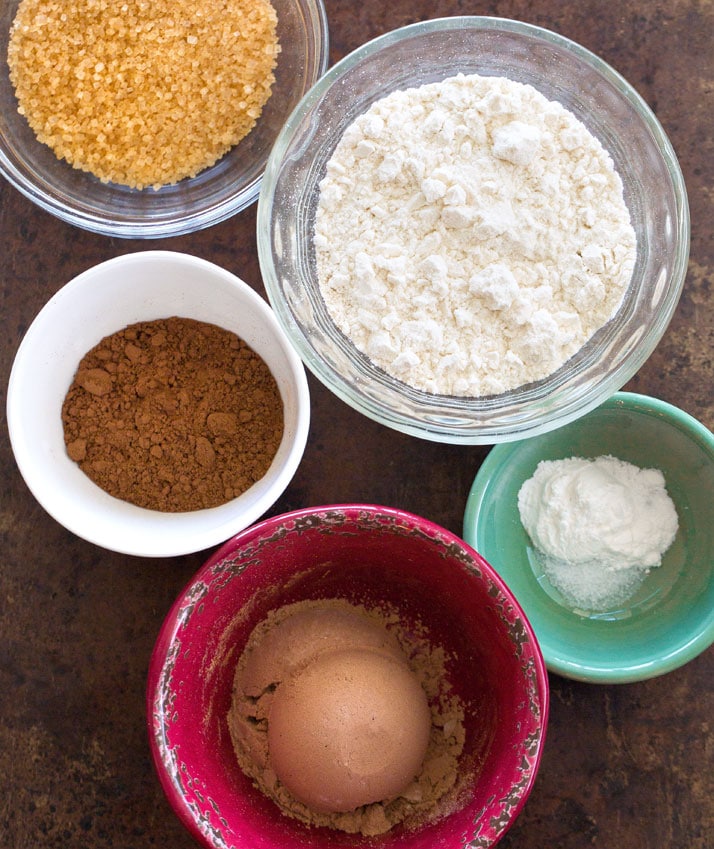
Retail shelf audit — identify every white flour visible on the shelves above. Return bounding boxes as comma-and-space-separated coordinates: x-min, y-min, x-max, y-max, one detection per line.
518, 455, 679, 611
314, 73, 637, 397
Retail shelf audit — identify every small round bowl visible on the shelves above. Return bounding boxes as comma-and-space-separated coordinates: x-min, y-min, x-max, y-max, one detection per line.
0, 0, 328, 237
463, 392, 714, 683
258, 16, 689, 444
7, 251, 310, 557
147, 505, 549, 849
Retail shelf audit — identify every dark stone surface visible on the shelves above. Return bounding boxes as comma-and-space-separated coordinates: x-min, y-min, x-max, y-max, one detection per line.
1, 1, 711, 847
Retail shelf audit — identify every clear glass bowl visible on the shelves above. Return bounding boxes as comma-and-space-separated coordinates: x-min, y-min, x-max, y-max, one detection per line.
0, 0, 328, 238
258, 16, 690, 444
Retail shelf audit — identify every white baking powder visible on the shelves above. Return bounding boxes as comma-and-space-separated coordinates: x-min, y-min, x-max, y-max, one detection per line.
518, 455, 679, 611
314, 73, 637, 396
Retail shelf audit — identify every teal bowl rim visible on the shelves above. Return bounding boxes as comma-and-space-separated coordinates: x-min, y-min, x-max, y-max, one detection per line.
463, 391, 714, 683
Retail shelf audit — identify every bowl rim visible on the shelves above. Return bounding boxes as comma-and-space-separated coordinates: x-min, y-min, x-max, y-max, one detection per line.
0, 0, 330, 238
463, 391, 714, 683
6, 250, 311, 557
146, 503, 550, 847
258, 15, 690, 445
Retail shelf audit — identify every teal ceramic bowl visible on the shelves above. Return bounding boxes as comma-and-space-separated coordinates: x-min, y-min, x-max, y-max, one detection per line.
463, 392, 714, 683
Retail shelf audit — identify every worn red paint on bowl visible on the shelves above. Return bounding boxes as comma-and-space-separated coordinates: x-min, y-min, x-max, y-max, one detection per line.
147, 505, 549, 848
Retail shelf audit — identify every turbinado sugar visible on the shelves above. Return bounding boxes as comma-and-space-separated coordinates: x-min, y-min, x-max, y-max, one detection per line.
62, 317, 284, 512
8, 0, 280, 189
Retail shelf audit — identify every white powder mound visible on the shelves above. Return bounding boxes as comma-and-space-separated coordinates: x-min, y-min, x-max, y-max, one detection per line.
314, 73, 637, 397
518, 455, 679, 611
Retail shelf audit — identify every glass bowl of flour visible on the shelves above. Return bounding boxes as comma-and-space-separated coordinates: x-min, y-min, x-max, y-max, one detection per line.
463, 392, 714, 683
257, 16, 689, 444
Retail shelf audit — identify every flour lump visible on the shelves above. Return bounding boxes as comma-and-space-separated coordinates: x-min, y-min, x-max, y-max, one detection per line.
313, 73, 636, 397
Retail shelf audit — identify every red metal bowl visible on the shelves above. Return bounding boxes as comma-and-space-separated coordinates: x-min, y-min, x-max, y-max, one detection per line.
147, 505, 549, 848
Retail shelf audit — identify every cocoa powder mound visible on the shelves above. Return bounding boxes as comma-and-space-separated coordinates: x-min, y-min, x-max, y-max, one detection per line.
61, 316, 284, 512
227, 599, 468, 837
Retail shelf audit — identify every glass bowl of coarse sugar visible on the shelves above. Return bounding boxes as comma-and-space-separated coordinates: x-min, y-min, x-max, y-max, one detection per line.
0, 0, 328, 238
257, 16, 690, 445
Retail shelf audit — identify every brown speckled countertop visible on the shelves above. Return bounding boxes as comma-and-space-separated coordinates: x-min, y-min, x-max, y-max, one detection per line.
1, 1, 712, 847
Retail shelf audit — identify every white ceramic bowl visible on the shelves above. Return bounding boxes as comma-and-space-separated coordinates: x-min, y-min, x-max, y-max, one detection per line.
7, 251, 310, 557
258, 16, 689, 444
0, 0, 328, 237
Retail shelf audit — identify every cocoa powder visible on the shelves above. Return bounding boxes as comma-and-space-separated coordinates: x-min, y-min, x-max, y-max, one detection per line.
227, 599, 468, 837
61, 316, 284, 512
